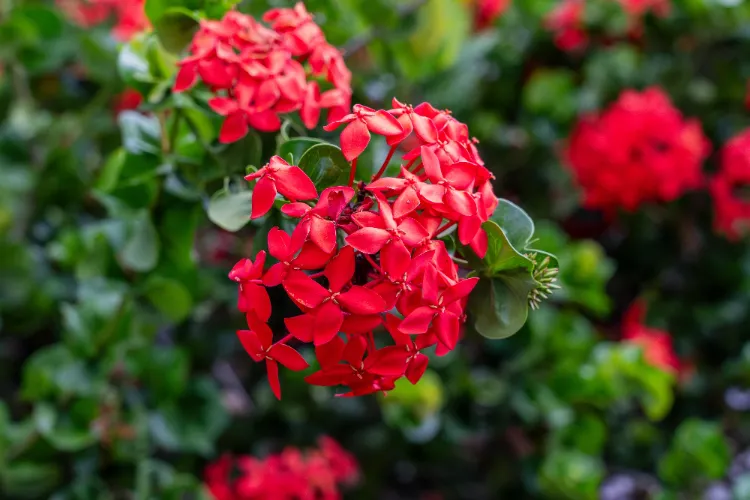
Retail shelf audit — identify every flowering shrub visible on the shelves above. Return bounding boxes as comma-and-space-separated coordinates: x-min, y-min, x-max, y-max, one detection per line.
205, 437, 359, 500
174, 5, 351, 142
710, 129, 750, 240
4, 0, 750, 498
564, 87, 709, 212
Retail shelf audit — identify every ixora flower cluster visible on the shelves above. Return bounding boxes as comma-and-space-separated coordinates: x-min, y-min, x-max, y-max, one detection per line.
204, 437, 359, 500
622, 300, 681, 375
231, 98, 497, 399
545, 0, 670, 51
56, 0, 149, 41
710, 129, 750, 240
173, 4, 351, 143
565, 87, 709, 212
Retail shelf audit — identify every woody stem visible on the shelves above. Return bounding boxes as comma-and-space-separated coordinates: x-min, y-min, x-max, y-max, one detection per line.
348, 157, 358, 187
371, 146, 397, 181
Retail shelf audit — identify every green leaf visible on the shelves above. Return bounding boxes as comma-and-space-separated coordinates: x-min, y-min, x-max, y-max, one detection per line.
206, 188, 252, 232
277, 137, 325, 164
118, 111, 162, 156
143, 276, 193, 322
659, 419, 730, 487
297, 143, 351, 191
539, 449, 604, 500
1, 463, 61, 499
118, 37, 157, 93
121, 210, 160, 272
153, 8, 199, 54
491, 198, 535, 253
481, 220, 534, 275
470, 271, 537, 340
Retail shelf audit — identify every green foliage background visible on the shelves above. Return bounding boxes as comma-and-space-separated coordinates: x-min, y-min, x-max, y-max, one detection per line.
2, 0, 750, 498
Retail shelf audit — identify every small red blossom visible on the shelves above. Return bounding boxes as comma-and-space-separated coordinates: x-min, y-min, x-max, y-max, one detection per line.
112, 88, 142, 116
174, 4, 352, 143
622, 300, 681, 375
472, 0, 511, 31
56, 0, 149, 41
710, 129, 750, 240
229, 97, 498, 398
564, 87, 709, 212
204, 436, 359, 500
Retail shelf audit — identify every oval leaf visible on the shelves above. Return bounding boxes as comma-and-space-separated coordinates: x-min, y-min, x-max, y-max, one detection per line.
470, 272, 536, 340
277, 137, 324, 164
207, 189, 253, 232
297, 143, 350, 191
491, 198, 535, 252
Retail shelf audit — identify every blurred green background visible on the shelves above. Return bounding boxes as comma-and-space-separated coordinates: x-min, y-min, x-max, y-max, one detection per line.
2, 0, 750, 498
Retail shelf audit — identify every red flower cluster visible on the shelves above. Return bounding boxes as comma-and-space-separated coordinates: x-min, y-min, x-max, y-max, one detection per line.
232, 98, 496, 399
622, 300, 680, 374
205, 436, 359, 500
710, 129, 750, 240
56, 0, 149, 41
544, 0, 588, 52
544, 0, 670, 52
564, 87, 709, 212
174, 4, 352, 143
472, 0, 511, 31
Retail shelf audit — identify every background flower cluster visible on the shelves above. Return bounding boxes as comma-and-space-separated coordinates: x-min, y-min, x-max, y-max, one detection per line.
3, 0, 750, 499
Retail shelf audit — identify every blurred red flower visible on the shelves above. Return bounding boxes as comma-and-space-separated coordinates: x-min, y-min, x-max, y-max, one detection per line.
56, 0, 149, 41
112, 88, 142, 116
564, 87, 709, 212
622, 300, 680, 374
710, 129, 750, 240
204, 436, 359, 500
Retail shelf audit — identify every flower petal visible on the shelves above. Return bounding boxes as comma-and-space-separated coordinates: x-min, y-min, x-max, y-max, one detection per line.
312, 301, 345, 346
251, 175, 277, 220
265, 359, 282, 400
315, 336, 345, 367
393, 187, 421, 219
364, 346, 409, 377
282, 271, 329, 309
310, 217, 337, 254
236, 330, 264, 362
338, 286, 387, 315
345, 227, 390, 254
268, 344, 309, 371
325, 246, 355, 292
339, 119, 371, 161
406, 353, 429, 384
268, 227, 292, 260
365, 110, 403, 136
219, 111, 249, 144
399, 306, 435, 334
442, 277, 479, 305
275, 165, 318, 201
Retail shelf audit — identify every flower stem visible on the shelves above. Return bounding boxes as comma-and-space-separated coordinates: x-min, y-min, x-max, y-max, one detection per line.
274, 333, 294, 346
363, 254, 383, 274
348, 158, 358, 187
371, 146, 397, 181
437, 221, 456, 235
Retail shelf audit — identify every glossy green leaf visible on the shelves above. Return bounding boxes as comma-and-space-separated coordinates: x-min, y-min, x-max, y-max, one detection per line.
206, 188, 252, 232
482, 220, 534, 275
659, 419, 730, 487
277, 137, 325, 164
470, 271, 536, 340
118, 112, 162, 156
297, 143, 351, 191
491, 198, 535, 253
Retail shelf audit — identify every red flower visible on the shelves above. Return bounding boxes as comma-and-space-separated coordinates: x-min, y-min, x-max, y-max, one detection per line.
228, 97, 499, 398
710, 128, 750, 240
112, 88, 142, 116
237, 312, 309, 399
544, 0, 588, 52
174, 5, 352, 143
564, 87, 709, 212
244, 156, 318, 219
472, 0, 511, 31
622, 300, 681, 375
204, 436, 359, 500
56, 0, 149, 41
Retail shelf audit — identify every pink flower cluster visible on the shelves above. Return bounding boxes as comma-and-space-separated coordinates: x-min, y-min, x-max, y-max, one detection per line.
173, 4, 352, 143
710, 129, 750, 240
231, 97, 496, 399
564, 87, 709, 212
56, 0, 149, 41
205, 437, 359, 500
